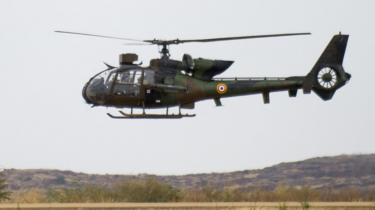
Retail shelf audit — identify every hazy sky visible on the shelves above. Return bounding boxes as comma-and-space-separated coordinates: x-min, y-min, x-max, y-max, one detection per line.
0, 0, 374, 175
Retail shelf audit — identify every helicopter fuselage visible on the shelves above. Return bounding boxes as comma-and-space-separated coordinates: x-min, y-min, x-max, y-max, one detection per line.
80, 34, 351, 118
82, 63, 305, 109
55, 30, 351, 118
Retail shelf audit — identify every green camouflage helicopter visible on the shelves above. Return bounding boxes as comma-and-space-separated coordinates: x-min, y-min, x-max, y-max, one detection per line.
56, 31, 351, 119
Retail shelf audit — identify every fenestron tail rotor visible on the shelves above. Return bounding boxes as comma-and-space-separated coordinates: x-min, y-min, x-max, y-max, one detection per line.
317, 67, 338, 89
55, 31, 311, 58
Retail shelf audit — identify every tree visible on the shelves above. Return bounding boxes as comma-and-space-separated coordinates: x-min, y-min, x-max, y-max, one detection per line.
0, 174, 10, 201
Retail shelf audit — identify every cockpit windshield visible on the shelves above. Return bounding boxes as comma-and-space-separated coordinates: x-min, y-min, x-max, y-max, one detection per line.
85, 68, 154, 100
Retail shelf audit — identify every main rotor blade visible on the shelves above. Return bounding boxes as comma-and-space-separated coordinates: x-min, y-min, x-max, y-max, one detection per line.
55, 31, 311, 47
176, 32, 311, 44
55, 30, 145, 42
123, 42, 153, 46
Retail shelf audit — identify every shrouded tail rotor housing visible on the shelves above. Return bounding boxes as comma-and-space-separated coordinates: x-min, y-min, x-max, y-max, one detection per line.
303, 34, 351, 100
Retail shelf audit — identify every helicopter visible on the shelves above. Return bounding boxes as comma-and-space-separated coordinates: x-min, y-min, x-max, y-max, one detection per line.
56, 31, 351, 119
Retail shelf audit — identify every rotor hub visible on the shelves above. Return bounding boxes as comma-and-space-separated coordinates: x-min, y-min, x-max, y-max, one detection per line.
322, 73, 332, 82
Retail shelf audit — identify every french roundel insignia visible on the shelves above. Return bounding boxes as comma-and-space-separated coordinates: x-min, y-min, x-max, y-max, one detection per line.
216, 83, 228, 94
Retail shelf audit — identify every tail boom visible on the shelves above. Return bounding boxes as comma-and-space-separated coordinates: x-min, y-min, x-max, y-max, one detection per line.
209, 77, 304, 104
208, 34, 351, 103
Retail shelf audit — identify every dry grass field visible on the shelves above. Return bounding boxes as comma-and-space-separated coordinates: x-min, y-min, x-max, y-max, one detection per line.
0, 202, 374, 210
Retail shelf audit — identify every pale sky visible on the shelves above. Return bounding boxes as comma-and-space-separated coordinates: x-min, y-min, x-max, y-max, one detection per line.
0, 0, 374, 175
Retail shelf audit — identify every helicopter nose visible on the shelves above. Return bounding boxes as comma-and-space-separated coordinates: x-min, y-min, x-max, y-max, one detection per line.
82, 82, 93, 104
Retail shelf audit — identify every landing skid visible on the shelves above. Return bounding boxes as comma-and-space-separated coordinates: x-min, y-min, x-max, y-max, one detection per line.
107, 110, 195, 119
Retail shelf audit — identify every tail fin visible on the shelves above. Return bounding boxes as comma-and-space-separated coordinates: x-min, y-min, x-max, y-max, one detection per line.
303, 34, 351, 100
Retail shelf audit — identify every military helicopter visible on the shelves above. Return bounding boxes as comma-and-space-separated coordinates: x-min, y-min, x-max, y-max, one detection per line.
56, 31, 351, 119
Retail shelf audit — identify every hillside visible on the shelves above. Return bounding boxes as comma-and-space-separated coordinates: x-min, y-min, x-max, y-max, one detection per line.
2, 154, 375, 192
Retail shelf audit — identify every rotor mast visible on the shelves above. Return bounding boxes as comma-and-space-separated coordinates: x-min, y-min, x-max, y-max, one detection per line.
160, 43, 170, 59
148, 39, 181, 59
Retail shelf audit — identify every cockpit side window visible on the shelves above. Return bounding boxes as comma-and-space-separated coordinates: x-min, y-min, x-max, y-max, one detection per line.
115, 70, 142, 84
143, 70, 155, 85
119, 71, 132, 83
133, 71, 143, 84
112, 69, 143, 96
